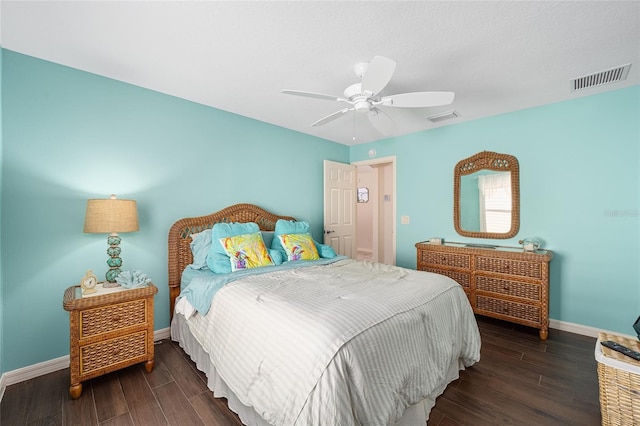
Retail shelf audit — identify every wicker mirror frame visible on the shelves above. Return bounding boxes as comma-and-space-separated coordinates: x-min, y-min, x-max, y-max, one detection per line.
453, 151, 520, 239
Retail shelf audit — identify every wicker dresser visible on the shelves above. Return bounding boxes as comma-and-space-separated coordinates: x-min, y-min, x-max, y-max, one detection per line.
63, 283, 157, 399
416, 242, 553, 340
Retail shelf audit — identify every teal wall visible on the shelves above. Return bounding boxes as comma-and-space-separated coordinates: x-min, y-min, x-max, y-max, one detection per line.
1, 47, 638, 375
0, 50, 348, 372
352, 85, 640, 335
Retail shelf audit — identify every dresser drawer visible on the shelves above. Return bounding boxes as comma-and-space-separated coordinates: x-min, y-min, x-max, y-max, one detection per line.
476, 256, 542, 279
80, 331, 148, 375
421, 251, 471, 269
80, 299, 147, 338
476, 276, 541, 302
476, 295, 541, 324
425, 268, 471, 290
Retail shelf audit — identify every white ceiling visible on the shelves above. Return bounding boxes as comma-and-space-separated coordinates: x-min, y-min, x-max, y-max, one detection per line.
1, 1, 639, 146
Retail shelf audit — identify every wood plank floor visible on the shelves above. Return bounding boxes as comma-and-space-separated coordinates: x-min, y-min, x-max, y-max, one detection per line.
1, 316, 602, 425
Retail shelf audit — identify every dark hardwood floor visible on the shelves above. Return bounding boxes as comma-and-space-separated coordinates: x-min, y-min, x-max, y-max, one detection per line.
1, 316, 602, 425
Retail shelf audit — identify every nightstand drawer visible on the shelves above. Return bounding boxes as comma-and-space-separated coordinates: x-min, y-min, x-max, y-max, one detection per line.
80, 299, 147, 338
476, 276, 541, 301
422, 251, 471, 269
476, 295, 541, 324
476, 256, 541, 279
80, 331, 148, 375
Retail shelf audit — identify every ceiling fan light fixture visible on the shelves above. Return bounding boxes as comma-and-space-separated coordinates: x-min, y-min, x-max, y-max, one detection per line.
354, 100, 372, 113
344, 83, 363, 99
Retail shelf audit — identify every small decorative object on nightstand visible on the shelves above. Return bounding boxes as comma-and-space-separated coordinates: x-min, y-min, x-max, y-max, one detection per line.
63, 282, 157, 399
79, 269, 98, 295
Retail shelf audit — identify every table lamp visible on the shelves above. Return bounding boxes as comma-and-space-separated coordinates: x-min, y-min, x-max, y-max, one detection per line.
83, 194, 139, 286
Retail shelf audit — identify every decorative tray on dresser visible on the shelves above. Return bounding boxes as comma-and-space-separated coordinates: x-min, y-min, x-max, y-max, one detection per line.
415, 241, 553, 340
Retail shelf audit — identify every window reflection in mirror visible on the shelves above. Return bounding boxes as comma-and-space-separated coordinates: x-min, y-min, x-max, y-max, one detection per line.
460, 171, 511, 233
454, 151, 519, 239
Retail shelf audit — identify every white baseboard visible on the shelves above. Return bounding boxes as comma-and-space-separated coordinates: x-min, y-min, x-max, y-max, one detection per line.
0, 372, 5, 402
0, 327, 171, 401
549, 319, 636, 340
154, 327, 171, 341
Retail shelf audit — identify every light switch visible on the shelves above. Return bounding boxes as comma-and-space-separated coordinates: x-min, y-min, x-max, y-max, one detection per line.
401, 216, 410, 225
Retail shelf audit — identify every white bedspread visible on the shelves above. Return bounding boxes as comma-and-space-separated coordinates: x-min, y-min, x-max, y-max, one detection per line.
181, 259, 481, 425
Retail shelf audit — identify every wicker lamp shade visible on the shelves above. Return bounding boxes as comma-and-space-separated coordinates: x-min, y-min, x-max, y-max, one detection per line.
84, 195, 139, 285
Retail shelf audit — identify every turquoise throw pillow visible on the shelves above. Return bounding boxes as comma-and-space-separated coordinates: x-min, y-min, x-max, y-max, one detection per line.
189, 229, 212, 269
315, 242, 337, 259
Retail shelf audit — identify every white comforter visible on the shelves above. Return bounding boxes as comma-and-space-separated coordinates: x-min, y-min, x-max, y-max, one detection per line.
180, 259, 481, 425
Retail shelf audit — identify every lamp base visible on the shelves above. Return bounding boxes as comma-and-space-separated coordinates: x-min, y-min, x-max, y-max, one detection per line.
104, 233, 124, 286
103, 269, 122, 287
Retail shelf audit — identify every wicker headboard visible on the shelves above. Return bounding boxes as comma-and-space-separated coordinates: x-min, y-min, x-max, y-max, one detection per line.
167, 203, 296, 319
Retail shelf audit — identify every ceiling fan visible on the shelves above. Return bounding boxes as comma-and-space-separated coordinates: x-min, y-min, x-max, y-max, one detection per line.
282, 56, 455, 136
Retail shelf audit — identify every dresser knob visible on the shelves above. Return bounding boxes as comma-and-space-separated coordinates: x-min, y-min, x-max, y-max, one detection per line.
111, 316, 121, 323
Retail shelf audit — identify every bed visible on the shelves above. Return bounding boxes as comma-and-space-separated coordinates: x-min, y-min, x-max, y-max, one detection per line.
168, 203, 481, 425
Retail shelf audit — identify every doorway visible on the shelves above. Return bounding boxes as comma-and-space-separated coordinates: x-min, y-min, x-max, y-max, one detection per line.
353, 157, 396, 265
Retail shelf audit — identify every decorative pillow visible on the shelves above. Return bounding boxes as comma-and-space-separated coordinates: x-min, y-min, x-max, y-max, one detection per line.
278, 233, 320, 261
207, 222, 261, 273
220, 232, 274, 271
315, 242, 337, 259
261, 231, 275, 248
272, 220, 312, 260
189, 229, 212, 269
269, 248, 284, 265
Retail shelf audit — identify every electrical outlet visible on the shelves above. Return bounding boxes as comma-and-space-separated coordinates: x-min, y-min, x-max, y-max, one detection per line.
401, 216, 410, 225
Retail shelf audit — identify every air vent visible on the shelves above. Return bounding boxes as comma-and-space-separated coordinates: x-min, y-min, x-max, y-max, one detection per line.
426, 110, 459, 123
570, 63, 631, 92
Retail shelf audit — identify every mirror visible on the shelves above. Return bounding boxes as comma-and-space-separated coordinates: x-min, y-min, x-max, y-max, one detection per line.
454, 151, 519, 239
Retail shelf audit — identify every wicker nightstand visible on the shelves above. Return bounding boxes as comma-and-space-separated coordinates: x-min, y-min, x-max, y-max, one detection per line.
63, 283, 157, 399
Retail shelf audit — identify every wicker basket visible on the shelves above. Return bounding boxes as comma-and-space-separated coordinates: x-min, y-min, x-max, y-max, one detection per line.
596, 332, 640, 425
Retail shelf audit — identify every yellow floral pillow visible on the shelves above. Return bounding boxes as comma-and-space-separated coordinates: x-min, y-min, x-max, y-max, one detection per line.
220, 232, 274, 271
278, 233, 320, 261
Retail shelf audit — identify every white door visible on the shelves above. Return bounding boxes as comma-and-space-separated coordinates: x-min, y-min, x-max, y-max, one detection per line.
323, 160, 356, 258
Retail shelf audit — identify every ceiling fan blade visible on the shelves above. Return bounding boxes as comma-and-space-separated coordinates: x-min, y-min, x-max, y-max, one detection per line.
361, 56, 396, 96
367, 108, 397, 135
311, 108, 352, 127
381, 91, 455, 108
282, 89, 344, 102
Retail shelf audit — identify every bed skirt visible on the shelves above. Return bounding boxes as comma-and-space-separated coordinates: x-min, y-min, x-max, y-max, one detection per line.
171, 312, 467, 425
